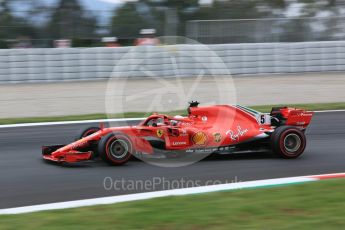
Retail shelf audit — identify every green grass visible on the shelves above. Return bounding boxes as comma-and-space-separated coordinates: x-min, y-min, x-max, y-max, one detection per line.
1, 102, 345, 125
1, 179, 344, 230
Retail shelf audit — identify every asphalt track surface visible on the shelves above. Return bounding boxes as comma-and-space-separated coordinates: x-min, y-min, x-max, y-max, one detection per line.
0, 112, 344, 209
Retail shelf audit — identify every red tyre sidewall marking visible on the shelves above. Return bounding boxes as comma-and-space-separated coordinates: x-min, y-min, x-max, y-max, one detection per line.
105, 134, 132, 164
279, 129, 306, 157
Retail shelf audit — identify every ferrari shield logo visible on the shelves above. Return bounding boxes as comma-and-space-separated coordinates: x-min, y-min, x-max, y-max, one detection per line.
157, 129, 164, 137
213, 133, 222, 143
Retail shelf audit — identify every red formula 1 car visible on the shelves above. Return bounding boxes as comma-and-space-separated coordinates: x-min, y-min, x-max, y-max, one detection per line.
42, 102, 314, 165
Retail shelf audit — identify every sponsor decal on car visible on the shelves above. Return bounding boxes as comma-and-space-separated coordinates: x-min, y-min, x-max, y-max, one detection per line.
213, 133, 222, 143
296, 121, 306, 125
226, 126, 249, 141
72, 140, 87, 150
192, 131, 208, 145
299, 113, 313, 117
185, 146, 235, 154
202, 116, 208, 122
181, 122, 192, 126
157, 129, 164, 138
172, 141, 187, 146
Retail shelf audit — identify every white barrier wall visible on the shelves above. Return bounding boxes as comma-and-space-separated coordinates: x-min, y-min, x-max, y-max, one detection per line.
0, 41, 345, 83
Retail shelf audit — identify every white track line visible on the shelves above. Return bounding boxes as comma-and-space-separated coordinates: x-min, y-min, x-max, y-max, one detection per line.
314, 109, 345, 113
0, 109, 344, 129
0, 118, 145, 129
0, 176, 316, 215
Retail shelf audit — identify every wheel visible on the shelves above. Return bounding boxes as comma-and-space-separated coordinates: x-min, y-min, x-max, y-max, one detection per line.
271, 126, 306, 159
75, 127, 101, 141
98, 132, 133, 166
75, 127, 101, 157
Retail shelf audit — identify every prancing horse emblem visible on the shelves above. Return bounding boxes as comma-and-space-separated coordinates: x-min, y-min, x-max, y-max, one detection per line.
157, 129, 164, 137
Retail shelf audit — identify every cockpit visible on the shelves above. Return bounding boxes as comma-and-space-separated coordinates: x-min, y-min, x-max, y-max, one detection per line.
142, 115, 189, 127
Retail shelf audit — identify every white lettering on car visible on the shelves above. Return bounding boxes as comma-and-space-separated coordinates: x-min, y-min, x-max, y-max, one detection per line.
173, 141, 187, 146
226, 126, 249, 141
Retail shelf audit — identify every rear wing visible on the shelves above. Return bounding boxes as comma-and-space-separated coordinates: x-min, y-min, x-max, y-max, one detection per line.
270, 107, 314, 129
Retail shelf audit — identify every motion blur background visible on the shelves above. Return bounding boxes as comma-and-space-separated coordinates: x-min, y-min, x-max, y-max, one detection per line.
1, 0, 345, 118
1, 0, 345, 47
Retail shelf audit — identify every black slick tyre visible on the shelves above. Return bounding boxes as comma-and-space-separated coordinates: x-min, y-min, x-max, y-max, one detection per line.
98, 132, 133, 166
271, 126, 306, 159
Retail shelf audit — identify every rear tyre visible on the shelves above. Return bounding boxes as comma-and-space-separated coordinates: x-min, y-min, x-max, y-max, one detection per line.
75, 127, 101, 158
271, 126, 306, 159
98, 133, 133, 166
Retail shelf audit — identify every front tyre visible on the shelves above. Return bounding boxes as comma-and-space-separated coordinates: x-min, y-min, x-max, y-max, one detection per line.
98, 133, 133, 166
271, 126, 306, 159
75, 126, 101, 158
75, 127, 101, 141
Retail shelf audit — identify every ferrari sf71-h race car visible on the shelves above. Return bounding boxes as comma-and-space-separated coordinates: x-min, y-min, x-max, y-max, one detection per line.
42, 102, 314, 166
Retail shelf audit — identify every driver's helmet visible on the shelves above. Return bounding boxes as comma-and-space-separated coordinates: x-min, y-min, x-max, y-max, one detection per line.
170, 120, 179, 126
156, 118, 164, 125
